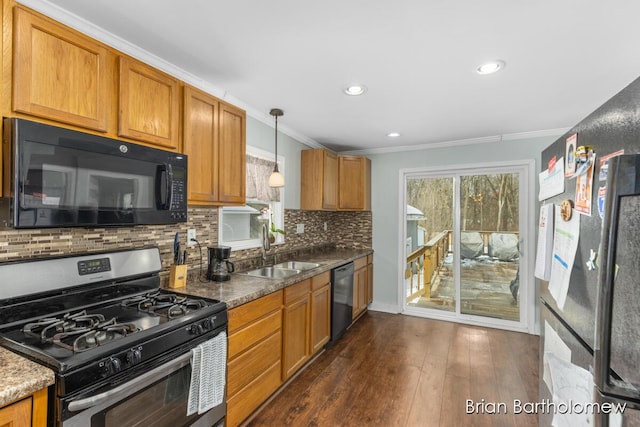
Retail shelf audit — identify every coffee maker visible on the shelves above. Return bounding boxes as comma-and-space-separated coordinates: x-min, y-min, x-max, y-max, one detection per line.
207, 245, 235, 282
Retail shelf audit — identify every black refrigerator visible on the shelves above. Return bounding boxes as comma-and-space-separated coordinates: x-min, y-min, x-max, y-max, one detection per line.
538, 76, 640, 427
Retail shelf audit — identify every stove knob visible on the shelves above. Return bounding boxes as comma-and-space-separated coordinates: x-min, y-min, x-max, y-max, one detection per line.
103, 357, 122, 376
202, 318, 212, 330
126, 348, 143, 366
190, 323, 204, 335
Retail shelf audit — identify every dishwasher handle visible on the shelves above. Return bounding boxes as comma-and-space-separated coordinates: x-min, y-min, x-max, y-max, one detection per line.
333, 262, 354, 275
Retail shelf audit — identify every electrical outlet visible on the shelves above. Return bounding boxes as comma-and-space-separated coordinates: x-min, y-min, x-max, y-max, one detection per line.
187, 229, 196, 246
296, 223, 305, 234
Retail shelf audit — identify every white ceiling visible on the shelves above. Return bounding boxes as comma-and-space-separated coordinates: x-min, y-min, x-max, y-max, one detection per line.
23, 0, 640, 153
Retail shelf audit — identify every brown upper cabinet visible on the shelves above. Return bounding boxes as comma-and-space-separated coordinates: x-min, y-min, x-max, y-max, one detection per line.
183, 86, 246, 206
338, 155, 371, 211
301, 149, 371, 211
218, 102, 246, 204
300, 148, 338, 210
12, 7, 109, 132
118, 56, 180, 150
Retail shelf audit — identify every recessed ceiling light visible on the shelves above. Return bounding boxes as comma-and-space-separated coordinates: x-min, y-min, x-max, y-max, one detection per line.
476, 60, 505, 75
344, 84, 367, 96
387, 132, 401, 138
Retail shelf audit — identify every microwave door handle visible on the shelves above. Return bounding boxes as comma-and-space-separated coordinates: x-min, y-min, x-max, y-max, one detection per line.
155, 164, 173, 210
166, 163, 174, 210
68, 351, 193, 412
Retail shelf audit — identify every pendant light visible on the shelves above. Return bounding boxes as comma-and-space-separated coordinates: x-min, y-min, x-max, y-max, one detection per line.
268, 108, 285, 188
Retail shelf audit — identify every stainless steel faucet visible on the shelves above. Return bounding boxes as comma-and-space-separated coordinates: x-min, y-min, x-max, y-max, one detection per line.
261, 223, 270, 265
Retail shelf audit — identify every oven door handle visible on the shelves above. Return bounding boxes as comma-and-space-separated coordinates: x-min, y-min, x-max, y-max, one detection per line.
68, 351, 192, 412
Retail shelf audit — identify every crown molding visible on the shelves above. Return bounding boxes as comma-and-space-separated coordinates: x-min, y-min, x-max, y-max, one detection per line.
341, 127, 569, 155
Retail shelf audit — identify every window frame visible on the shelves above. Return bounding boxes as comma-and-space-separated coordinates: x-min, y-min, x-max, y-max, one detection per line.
218, 146, 285, 251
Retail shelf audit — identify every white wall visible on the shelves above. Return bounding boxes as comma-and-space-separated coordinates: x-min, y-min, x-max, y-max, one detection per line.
367, 135, 556, 314
246, 116, 312, 209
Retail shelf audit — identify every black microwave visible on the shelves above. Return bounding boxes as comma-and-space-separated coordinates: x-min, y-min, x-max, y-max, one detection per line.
0, 118, 187, 228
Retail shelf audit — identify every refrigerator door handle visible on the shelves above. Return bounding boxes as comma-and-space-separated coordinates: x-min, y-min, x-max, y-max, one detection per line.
594, 154, 640, 398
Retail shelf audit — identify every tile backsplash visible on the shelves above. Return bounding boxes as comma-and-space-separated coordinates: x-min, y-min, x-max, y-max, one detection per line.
0, 207, 372, 281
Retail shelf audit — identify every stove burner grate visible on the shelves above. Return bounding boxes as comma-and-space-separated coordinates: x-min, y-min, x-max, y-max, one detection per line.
121, 291, 207, 319
22, 310, 139, 352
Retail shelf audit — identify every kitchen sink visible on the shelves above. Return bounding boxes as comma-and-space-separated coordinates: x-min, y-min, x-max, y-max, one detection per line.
243, 266, 301, 279
272, 261, 321, 271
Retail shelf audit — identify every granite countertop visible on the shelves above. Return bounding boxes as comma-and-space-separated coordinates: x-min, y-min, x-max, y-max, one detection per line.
0, 347, 55, 407
172, 248, 373, 309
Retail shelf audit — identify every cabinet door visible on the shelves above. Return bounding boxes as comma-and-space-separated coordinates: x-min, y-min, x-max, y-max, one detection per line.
311, 284, 331, 354
322, 151, 338, 209
218, 102, 246, 204
118, 56, 180, 149
301, 149, 338, 210
183, 86, 219, 204
13, 7, 109, 131
0, 397, 32, 427
282, 280, 311, 380
352, 266, 367, 319
311, 272, 331, 354
338, 155, 371, 210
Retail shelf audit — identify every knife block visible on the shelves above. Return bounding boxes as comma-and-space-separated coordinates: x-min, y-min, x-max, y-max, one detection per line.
169, 264, 188, 288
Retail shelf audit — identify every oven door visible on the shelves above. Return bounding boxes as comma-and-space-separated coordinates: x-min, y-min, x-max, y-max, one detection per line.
62, 346, 225, 427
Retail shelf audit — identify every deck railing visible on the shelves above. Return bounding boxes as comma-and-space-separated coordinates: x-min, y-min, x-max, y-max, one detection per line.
405, 229, 519, 301
406, 230, 449, 301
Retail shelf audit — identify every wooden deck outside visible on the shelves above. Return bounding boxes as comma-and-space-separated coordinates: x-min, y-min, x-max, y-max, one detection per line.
407, 257, 519, 321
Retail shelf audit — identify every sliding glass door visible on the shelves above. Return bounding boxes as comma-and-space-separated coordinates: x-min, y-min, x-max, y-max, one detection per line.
402, 162, 531, 331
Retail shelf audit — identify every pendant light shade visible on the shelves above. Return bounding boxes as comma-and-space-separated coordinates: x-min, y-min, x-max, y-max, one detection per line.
269, 108, 285, 188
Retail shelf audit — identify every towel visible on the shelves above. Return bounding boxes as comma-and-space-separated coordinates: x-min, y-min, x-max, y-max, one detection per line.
187, 331, 227, 416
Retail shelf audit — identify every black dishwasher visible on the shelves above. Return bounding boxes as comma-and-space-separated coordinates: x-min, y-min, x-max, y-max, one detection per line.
326, 262, 354, 347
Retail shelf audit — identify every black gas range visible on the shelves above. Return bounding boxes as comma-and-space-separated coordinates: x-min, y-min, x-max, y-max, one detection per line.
0, 247, 227, 427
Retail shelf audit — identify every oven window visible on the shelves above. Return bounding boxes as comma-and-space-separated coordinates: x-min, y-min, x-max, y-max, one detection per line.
98, 364, 200, 427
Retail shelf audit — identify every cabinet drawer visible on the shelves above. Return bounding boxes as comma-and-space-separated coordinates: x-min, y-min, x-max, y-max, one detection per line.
0, 396, 31, 426
284, 279, 310, 304
311, 271, 331, 291
228, 290, 282, 333
353, 256, 367, 271
227, 361, 281, 427
228, 309, 281, 359
227, 331, 281, 397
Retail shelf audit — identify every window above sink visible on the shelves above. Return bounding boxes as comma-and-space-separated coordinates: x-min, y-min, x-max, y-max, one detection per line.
219, 146, 285, 251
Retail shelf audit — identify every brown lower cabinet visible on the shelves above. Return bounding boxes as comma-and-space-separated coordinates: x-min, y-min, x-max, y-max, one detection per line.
310, 271, 331, 354
282, 272, 331, 381
0, 388, 48, 427
227, 270, 333, 426
227, 290, 283, 427
352, 256, 368, 319
352, 254, 374, 319
282, 279, 311, 381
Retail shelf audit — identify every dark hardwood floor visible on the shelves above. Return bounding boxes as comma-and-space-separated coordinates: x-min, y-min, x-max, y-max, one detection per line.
245, 311, 539, 427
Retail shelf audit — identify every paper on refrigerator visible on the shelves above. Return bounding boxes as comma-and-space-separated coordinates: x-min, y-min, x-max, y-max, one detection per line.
543, 320, 572, 393
539, 157, 565, 201
548, 207, 580, 310
535, 204, 554, 280
545, 352, 594, 427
